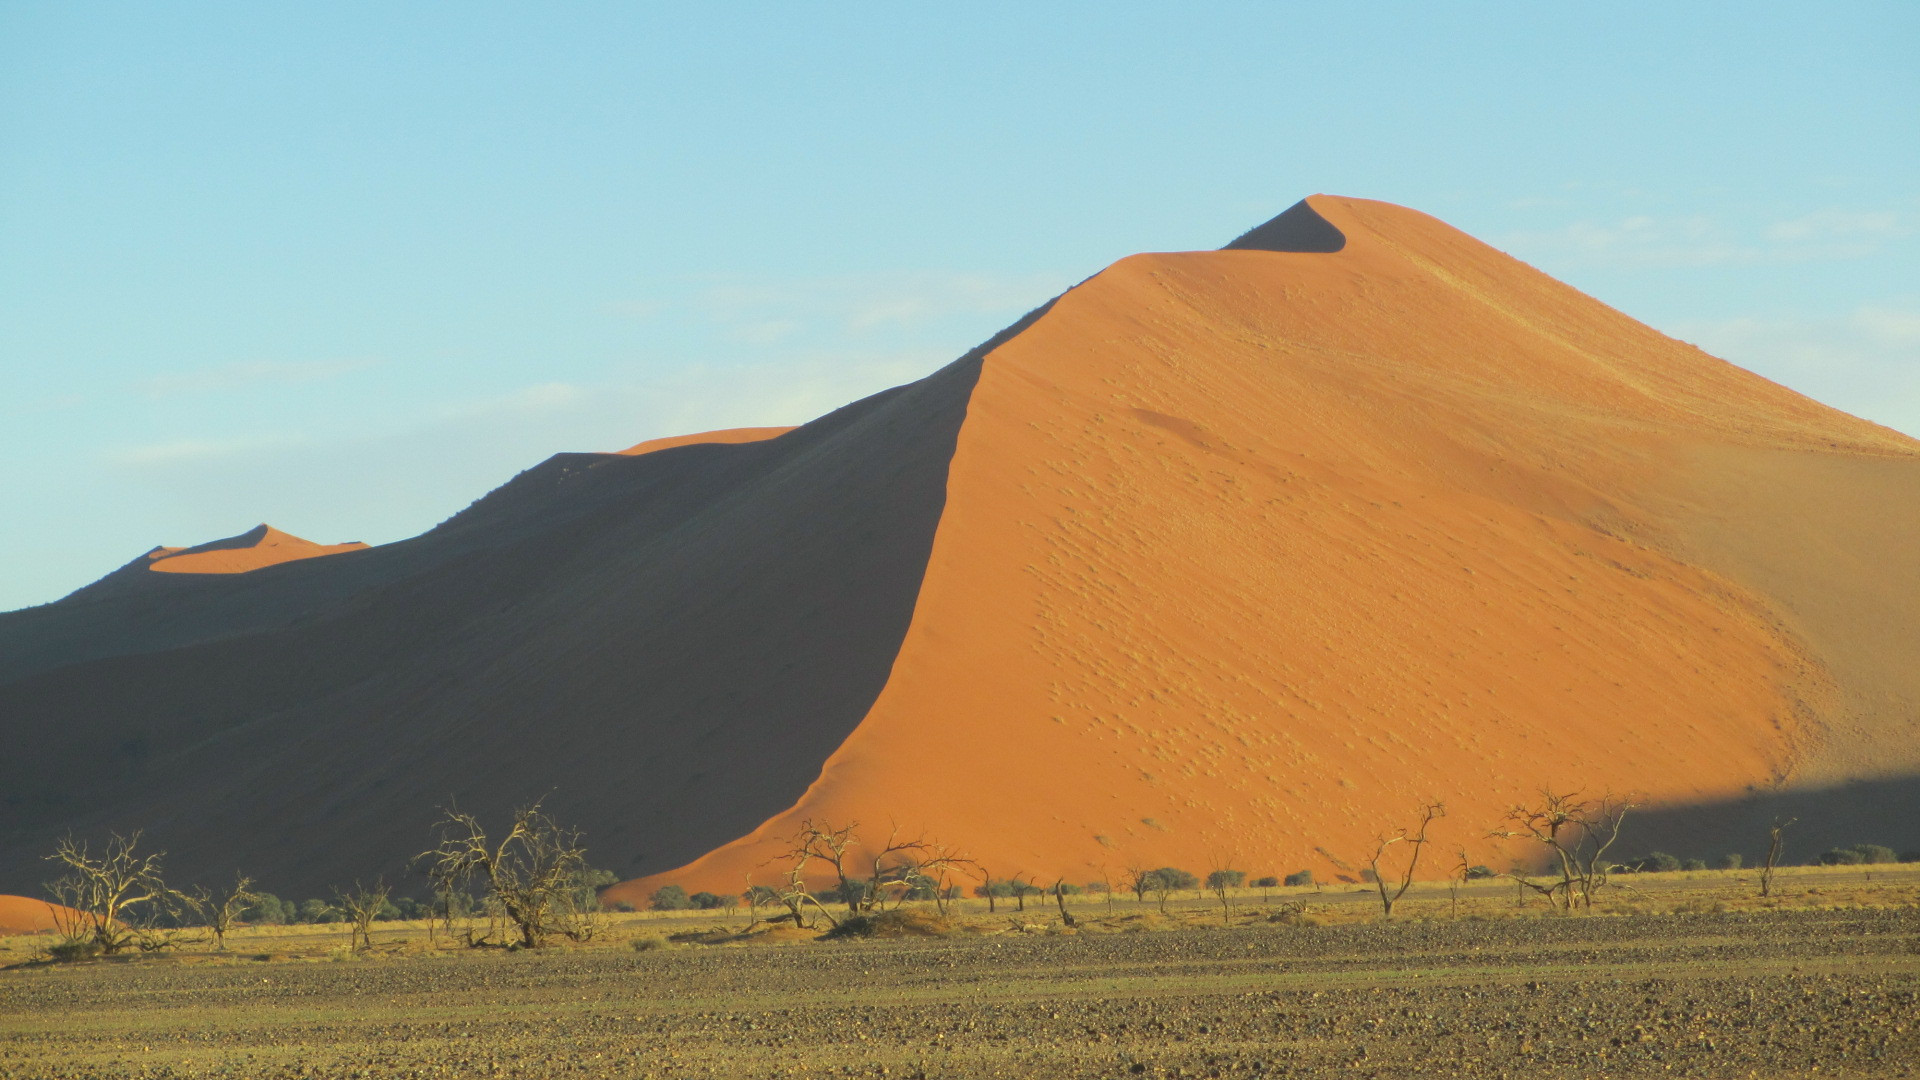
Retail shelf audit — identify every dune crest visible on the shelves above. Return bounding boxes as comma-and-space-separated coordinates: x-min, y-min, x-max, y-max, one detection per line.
144, 524, 369, 575
617, 427, 794, 456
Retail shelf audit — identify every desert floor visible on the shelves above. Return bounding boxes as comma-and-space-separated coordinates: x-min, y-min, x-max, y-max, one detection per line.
2, 865, 1915, 1079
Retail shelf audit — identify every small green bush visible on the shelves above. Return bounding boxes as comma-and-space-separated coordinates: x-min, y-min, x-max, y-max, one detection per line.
1252, 876, 1280, 889
650, 885, 689, 911
1682, 858, 1707, 872
630, 934, 668, 951
1205, 870, 1245, 890
1464, 865, 1495, 880
689, 891, 724, 910
1718, 853, 1744, 870
1283, 870, 1314, 887
1821, 844, 1897, 865
297, 898, 340, 924
1634, 852, 1681, 873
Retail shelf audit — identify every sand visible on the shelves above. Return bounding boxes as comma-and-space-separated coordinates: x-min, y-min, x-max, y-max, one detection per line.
0, 894, 78, 935
144, 524, 368, 576
610, 196, 1919, 901
616, 427, 793, 456
3, 196, 1915, 905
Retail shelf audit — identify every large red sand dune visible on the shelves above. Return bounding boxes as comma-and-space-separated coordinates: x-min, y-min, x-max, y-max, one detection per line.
2, 196, 1915, 903
608, 196, 1920, 901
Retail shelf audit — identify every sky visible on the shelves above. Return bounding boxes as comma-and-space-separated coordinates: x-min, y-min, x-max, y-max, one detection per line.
1, 3, 1916, 612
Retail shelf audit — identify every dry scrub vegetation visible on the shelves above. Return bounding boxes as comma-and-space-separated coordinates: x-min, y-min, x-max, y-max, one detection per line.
3, 864, 1917, 1078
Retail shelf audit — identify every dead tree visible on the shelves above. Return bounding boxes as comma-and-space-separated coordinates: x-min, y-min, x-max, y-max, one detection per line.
1760, 817, 1796, 898
417, 799, 599, 948
43, 831, 196, 955
1052, 879, 1078, 928
1490, 790, 1635, 912
1365, 802, 1445, 920
333, 879, 391, 953
203, 873, 260, 951
777, 820, 975, 924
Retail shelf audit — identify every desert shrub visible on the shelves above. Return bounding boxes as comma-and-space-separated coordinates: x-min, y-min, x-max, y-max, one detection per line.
822, 909, 953, 939
1206, 870, 1246, 891
1633, 852, 1681, 873
1718, 853, 1744, 870
298, 898, 340, 924
974, 880, 1015, 898
688, 891, 724, 910
649, 885, 689, 911
1083, 880, 1111, 893
48, 940, 103, 962
1464, 865, 1495, 879
1283, 870, 1314, 887
1682, 858, 1707, 872
607, 901, 637, 913
1150, 868, 1199, 892
630, 934, 668, 951
243, 893, 293, 925
1821, 844, 1897, 865
1053, 882, 1083, 895
1253, 876, 1280, 889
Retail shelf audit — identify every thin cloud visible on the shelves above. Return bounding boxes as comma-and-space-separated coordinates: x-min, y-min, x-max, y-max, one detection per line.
1501, 205, 1911, 270
140, 358, 379, 397
1669, 300, 1920, 438
100, 435, 300, 468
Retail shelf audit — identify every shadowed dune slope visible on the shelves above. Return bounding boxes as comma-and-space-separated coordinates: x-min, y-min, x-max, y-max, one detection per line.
0, 354, 998, 897
614, 195, 1920, 901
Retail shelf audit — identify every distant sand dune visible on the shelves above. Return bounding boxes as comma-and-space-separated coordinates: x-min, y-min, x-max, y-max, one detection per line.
0, 894, 80, 936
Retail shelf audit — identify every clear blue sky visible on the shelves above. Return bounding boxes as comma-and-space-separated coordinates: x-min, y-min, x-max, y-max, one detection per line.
2, 3, 1915, 611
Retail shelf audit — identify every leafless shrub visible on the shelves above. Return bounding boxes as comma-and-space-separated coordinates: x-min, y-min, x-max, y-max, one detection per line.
333, 879, 390, 953
768, 819, 976, 930
1364, 802, 1445, 920
1489, 790, 1635, 912
203, 872, 260, 951
43, 831, 199, 955
417, 799, 600, 948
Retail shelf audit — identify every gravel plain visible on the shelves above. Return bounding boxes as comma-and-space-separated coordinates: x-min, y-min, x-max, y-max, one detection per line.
3, 900, 1917, 1079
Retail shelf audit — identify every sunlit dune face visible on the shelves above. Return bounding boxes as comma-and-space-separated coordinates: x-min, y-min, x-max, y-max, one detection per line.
607, 195, 1918, 902
145, 525, 369, 575
0, 894, 79, 935
616, 427, 794, 456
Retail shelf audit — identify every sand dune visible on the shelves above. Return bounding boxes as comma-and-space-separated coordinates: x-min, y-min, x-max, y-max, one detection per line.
0, 894, 79, 936
618, 427, 794, 456
610, 196, 1919, 900
2, 196, 1915, 905
144, 524, 369, 575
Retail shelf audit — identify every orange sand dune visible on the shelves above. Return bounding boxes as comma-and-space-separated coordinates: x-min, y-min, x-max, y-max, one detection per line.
145, 524, 368, 575
5, 196, 1916, 903
612, 195, 1918, 901
0, 894, 81, 935
617, 427, 794, 456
